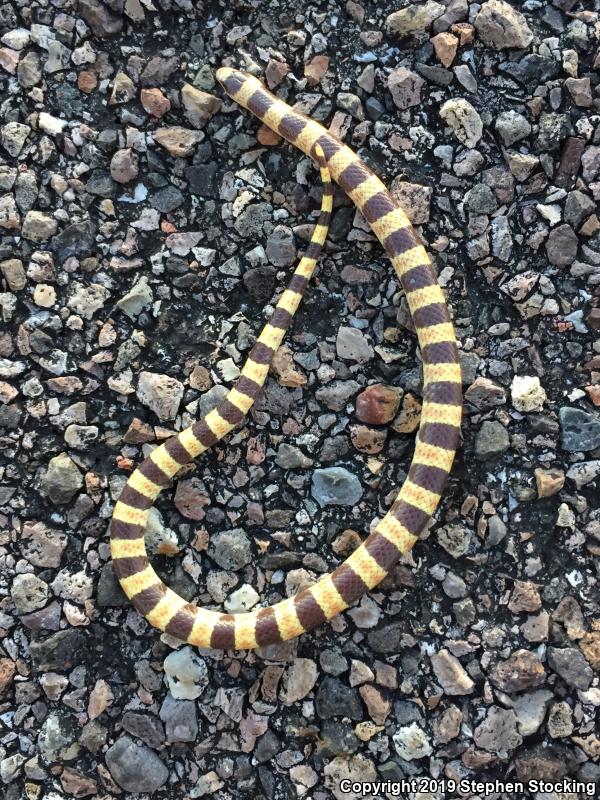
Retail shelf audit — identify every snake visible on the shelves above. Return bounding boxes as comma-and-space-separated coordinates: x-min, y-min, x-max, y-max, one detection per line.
110, 68, 462, 651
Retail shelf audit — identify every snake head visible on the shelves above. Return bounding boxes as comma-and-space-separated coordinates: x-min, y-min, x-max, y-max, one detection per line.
216, 67, 248, 98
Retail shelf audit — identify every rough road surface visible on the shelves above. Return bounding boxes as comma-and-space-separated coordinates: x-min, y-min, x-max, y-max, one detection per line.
0, 0, 599, 798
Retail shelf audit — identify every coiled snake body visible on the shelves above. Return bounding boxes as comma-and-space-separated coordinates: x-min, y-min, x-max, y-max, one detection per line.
110, 68, 462, 650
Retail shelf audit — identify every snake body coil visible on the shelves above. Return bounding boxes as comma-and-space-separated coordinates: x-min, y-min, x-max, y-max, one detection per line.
110, 69, 462, 650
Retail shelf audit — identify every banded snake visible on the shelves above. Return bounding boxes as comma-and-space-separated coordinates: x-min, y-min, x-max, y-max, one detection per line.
110, 68, 463, 651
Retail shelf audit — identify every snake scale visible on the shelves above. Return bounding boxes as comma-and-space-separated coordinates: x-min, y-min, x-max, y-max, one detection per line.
110, 68, 463, 651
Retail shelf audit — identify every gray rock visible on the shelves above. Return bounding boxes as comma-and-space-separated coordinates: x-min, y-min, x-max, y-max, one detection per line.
17, 51, 42, 87
234, 202, 271, 238
474, 0, 533, 50
110, 148, 139, 184
474, 420, 509, 459
495, 110, 531, 147
275, 443, 313, 469
1, 121, 30, 156
105, 736, 168, 793
564, 190, 595, 228
42, 453, 83, 504
159, 694, 198, 742
30, 630, 86, 672
315, 677, 362, 720
96, 563, 128, 607
151, 186, 184, 213
393, 722, 432, 761
51, 221, 97, 263
512, 690, 553, 736
255, 730, 281, 763
312, 467, 363, 507
209, 528, 252, 571
136, 371, 184, 421
38, 714, 80, 762
560, 407, 600, 452
78, 0, 123, 37
11, 573, 48, 614
117, 275, 153, 319
316, 380, 361, 412
465, 184, 497, 214
431, 649, 474, 695
22, 210, 57, 242
19, 521, 67, 568
546, 224, 578, 267
266, 225, 296, 267
474, 707, 523, 755
386, 1, 445, 36
336, 327, 373, 363
547, 647, 593, 690
122, 712, 165, 749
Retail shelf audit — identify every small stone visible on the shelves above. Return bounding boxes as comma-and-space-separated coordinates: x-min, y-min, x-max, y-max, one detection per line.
265, 59, 289, 89
390, 179, 432, 224
508, 581, 541, 613
431, 32, 458, 67
431, 649, 474, 695
304, 55, 329, 86
1, 258, 26, 291
163, 647, 208, 700
535, 468, 565, 497
393, 722, 432, 761
33, 284, 56, 308
312, 467, 363, 507
547, 646, 593, 690
30, 629, 86, 672
136, 371, 184, 421
355, 384, 401, 425
105, 736, 168, 793
440, 98, 483, 148
386, 1, 445, 37
141, 87, 171, 117
154, 127, 202, 158
110, 149, 138, 184
88, 679, 114, 720
474, 0, 533, 50
560, 407, 600, 452
392, 394, 421, 433
11, 573, 48, 614
209, 528, 252, 571
577, 631, 599, 670
474, 420, 509, 459
490, 649, 546, 692
495, 110, 532, 147
0, 658, 16, 696
474, 707, 522, 755
42, 452, 83, 504
22, 210, 57, 242
565, 77, 592, 108
224, 584, 259, 612
109, 71, 135, 104
68, 282, 110, 320
511, 375, 546, 412
336, 326, 373, 363
1, 121, 30, 156
547, 701, 574, 738
521, 611, 549, 643
465, 377, 506, 410
437, 524, 471, 558
160, 694, 198, 742
78, 70, 97, 93
181, 84, 221, 128
79, 0, 123, 37
350, 425, 386, 454
315, 677, 363, 720
387, 67, 425, 110
566, 460, 600, 489
266, 225, 296, 267
281, 658, 318, 704
275, 443, 312, 469
434, 706, 463, 744
546, 223, 578, 267
513, 690, 553, 736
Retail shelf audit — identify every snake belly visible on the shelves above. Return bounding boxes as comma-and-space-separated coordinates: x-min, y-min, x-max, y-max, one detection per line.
110, 69, 462, 651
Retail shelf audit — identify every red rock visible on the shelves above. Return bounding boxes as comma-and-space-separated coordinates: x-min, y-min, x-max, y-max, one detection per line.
141, 87, 171, 118
123, 417, 154, 444
331, 529, 362, 556
350, 425, 387, 454
431, 32, 458, 67
265, 59, 289, 90
451, 22, 475, 45
359, 684, 391, 725
355, 384, 401, 425
0, 658, 16, 696
508, 580, 542, 613
257, 124, 282, 146
585, 384, 600, 406
392, 394, 422, 433
304, 55, 330, 87
174, 477, 210, 520
77, 70, 97, 93
61, 767, 97, 798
